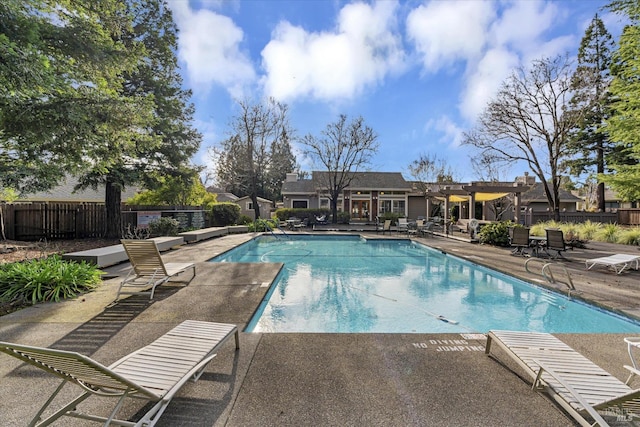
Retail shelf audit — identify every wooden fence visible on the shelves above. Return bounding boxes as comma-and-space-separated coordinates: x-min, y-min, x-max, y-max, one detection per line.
1, 203, 207, 241
2, 203, 106, 240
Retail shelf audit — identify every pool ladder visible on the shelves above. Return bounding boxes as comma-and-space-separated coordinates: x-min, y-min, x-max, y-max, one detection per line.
524, 258, 581, 297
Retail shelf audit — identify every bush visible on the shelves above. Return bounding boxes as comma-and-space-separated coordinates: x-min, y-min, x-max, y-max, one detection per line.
0, 256, 103, 305
478, 221, 514, 246
249, 219, 279, 232
148, 217, 180, 236
598, 223, 620, 243
618, 227, 640, 246
577, 220, 601, 240
210, 203, 241, 226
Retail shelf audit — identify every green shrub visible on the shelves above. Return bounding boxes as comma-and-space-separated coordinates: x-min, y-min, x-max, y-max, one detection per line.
478, 221, 514, 246
210, 203, 241, 226
249, 219, 279, 232
239, 214, 253, 225
618, 227, 640, 246
577, 220, 601, 240
148, 217, 180, 236
0, 256, 103, 305
598, 223, 620, 243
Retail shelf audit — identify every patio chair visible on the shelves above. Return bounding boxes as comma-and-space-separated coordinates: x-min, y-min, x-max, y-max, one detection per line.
0, 320, 239, 427
397, 218, 409, 234
377, 219, 391, 234
509, 227, 531, 256
418, 221, 435, 237
585, 254, 640, 275
486, 330, 640, 426
315, 215, 329, 225
117, 239, 196, 301
408, 219, 423, 236
545, 229, 568, 259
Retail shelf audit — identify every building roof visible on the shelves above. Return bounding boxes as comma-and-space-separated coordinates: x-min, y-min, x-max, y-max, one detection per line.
236, 195, 273, 204
520, 183, 582, 203
11, 176, 140, 203
282, 171, 411, 194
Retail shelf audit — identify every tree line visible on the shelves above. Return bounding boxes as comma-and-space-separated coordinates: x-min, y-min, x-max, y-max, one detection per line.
463, 0, 640, 220
2, 0, 640, 234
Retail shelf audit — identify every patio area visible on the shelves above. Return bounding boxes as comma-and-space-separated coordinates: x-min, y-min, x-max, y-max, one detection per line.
1, 231, 639, 426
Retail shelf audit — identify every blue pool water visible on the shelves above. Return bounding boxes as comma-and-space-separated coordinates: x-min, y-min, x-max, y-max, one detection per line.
210, 235, 640, 333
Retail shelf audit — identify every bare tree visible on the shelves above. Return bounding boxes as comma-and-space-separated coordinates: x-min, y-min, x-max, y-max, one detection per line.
463, 55, 581, 221
407, 153, 455, 217
216, 98, 293, 219
302, 115, 378, 223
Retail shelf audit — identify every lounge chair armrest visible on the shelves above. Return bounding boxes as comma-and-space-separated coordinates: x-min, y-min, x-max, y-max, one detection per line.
533, 359, 609, 427
624, 364, 640, 385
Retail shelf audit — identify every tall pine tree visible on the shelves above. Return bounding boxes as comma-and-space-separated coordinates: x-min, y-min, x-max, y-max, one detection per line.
602, 0, 640, 202
78, 0, 202, 237
565, 14, 614, 212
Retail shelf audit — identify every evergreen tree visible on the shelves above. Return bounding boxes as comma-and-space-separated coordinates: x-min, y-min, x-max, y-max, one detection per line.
0, 0, 144, 193
265, 129, 297, 201
78, 0, 202, 237
602, 0, 640, 201
565, 14, 614, 212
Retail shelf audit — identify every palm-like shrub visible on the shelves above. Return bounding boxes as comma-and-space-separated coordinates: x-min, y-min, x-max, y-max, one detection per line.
598, 223, 620, 243
618, 227, 640, 246
0, 256, 102, 305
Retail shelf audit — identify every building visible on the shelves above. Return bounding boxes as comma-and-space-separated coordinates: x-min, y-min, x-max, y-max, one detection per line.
281, 172, 413, 221
281, 171, 533, 224
235, 196, 273, 219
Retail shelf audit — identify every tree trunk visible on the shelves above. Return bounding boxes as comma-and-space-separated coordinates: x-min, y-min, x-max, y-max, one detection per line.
252, 193, 260, 220
596, 141, 606, 212
105, 180, 122, 239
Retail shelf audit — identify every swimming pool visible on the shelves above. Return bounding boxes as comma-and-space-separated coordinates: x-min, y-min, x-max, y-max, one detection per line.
210, 235, 640, 333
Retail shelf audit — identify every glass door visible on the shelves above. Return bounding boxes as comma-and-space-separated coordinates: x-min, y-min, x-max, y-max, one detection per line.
351, 200, 370, 220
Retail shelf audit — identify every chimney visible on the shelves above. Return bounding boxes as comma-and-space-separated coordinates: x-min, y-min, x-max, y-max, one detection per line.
285, 173, 298, 182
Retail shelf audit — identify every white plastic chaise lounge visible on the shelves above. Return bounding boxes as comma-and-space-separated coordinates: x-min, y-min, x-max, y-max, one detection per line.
486, 330, 640, 426
585, 254, 640, 275
0, 320, 239, 427
117, 239, 196, 301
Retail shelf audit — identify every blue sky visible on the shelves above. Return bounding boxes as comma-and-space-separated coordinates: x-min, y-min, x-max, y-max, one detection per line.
166, 0, 621, 184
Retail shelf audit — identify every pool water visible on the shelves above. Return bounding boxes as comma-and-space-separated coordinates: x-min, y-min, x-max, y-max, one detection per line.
210, 235, 640, 333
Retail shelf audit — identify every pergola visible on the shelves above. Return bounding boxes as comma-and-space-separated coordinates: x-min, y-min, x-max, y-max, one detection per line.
426, 182, 530, 225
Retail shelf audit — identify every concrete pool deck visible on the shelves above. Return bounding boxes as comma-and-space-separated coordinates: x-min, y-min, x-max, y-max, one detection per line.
1, 231, 639, 426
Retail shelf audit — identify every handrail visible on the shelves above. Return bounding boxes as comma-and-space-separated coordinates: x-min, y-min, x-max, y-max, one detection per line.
524, 258, 578, 297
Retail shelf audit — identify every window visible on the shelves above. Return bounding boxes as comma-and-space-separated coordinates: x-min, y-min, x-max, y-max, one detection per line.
292, 200, 308, 209
379, 199, 405, 215
246, 201, 253, 210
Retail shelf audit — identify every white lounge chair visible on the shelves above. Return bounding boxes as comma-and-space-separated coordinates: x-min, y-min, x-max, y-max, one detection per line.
486, 330, 640, 426
117, 239, 196, 300
585, 254, 640, 275
0, 320, 239, 427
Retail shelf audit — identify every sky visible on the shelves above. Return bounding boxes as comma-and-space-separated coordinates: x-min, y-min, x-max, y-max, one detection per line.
165, 0, 623, 184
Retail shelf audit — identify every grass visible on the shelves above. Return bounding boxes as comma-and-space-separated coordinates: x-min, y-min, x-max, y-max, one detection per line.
532, 220, 640, 246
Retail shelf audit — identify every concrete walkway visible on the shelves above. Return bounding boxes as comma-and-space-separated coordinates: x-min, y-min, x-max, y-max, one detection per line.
1, 231, 639, 426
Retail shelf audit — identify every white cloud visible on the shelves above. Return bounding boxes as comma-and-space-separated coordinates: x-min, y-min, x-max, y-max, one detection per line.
168, 1, 256, 98
489, 0, 559, 48
460, 47, 519, 121
406, 0, 579, 122
425, 115, 465, 148
406, 0, 496, 72
260, 1, 405, 102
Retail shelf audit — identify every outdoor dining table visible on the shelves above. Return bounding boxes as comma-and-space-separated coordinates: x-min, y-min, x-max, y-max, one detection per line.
528, 236, 547, 257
